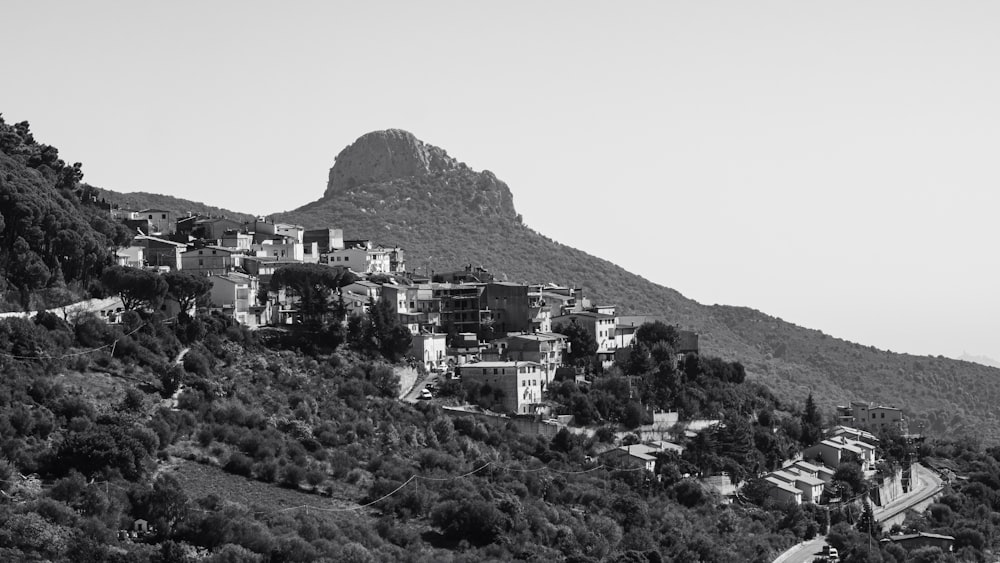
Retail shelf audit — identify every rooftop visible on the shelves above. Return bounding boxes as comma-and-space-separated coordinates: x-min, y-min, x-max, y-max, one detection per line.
764, 476, 801, 495
462, 361, 542, 369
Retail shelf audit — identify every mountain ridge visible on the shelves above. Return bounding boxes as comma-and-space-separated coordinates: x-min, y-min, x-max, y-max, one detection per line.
112, 129, 1000, 443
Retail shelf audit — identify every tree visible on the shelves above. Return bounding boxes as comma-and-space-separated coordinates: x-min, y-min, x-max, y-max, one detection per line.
164, 270, 213, 313
9, 237, 50, 309
634, 321, 679, 349
855, 501, 878, 539
270, 264, 355, 325
101, 266, 168, 311
363, 298, 412, 362
553, 319, 597, 368
800, 393, 823, 446
132, 474, 191, 539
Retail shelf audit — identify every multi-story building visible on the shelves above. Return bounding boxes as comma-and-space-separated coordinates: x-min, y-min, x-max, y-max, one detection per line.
303, 228, 345, 253
133, 235, 186, 270
137, 208, 173, 235
381, 283, 441, 335
193, 218, 243, 241
220, 231, 253, 251
324, 245, 391, 273
481, 282, 530, 335
410, 333, 447, 372
208, 272, 259, 326
836, 401, 908, 435
551, 310, 618, 366
387, 246, 406, 272
458, 361, 544, 414
274, 223, 304, 243
527, 288, 553, 333
501, 333, 567, 389
180, 246, 237, 276
448, 332, 482, 365
435, 283, 488, 336
251, 238, 316, 262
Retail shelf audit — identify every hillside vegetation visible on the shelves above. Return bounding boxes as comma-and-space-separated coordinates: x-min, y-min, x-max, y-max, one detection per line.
272, 130, 1000, 444
0, 117, 130, 311
92, 128, 1000, 443
9, 119, 1000, 561
99, 191, 255, 224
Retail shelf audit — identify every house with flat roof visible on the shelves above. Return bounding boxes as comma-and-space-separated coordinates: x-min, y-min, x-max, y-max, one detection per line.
501, 333, 567, 388
181, 246, 238, 276
137, 208, 173, 235
133, 235, 186, 270
209, 272, 261, 326
458, 361, 543, 414
552, 311, 618, 366
836, 401, 908, 434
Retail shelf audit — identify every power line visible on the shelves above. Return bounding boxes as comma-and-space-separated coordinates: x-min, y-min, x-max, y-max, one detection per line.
0, 317, 167, 360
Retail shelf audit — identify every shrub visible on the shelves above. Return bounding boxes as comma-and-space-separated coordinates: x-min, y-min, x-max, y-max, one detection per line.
183, 350, 212, 378
280, 465, 305, 489
254, 460, 278, 483
224, 453, 254, 477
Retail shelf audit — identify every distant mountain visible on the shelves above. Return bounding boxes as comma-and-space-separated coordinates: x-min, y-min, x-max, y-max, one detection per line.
272, 129, 1000, 444
958, 352, 1000, 370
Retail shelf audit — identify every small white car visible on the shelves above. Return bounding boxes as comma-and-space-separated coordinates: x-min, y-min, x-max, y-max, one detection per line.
419, 389, 433, 400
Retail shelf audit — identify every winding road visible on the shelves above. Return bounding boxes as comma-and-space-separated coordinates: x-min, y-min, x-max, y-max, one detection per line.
772, 463, 944, 563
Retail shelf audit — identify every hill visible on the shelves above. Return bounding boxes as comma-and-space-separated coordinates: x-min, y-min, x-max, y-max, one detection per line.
97, 190, 256, 224
0, 117, 130, 312
275, 129, 1000, 444
6, 118, 1000, 562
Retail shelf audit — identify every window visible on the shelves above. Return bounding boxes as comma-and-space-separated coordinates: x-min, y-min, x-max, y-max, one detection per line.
198, 259, 203, 266
881, 413, 885, 418
161, 214, 166, 219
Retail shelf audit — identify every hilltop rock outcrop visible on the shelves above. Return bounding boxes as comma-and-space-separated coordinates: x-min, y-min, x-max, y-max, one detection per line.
325, 129, 462, 197
323, 129, 517, 220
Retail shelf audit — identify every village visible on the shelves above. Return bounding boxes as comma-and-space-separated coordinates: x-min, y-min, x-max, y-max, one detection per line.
97, 208, 950, 558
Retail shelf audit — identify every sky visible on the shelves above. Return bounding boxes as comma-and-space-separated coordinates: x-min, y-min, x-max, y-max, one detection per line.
2, 1, 999, 361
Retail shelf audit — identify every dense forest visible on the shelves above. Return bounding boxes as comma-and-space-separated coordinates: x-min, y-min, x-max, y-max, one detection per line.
0, 115, 131, 311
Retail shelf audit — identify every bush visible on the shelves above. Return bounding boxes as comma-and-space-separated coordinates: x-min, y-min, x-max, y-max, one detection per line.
224, 453, 254, 477
254, 460, 278, 483
280, 464, 305, 489
430, 498, 505, 546
183, 350, 212, 378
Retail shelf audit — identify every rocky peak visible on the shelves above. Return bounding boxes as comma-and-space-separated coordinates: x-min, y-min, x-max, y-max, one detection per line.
325, 129, 461, 197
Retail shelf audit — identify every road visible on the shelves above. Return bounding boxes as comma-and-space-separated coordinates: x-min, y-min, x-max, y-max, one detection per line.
873, 463, 943, 527
401, 370, 442, 403
773, 535, 831, 563
772, 463, 944, 563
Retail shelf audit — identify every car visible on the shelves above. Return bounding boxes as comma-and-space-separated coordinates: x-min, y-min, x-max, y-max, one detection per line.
419, 389, 433, 400
822, 545, 839, 562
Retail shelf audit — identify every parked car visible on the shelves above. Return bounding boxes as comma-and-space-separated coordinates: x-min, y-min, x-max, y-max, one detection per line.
419, 389, 433, 400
